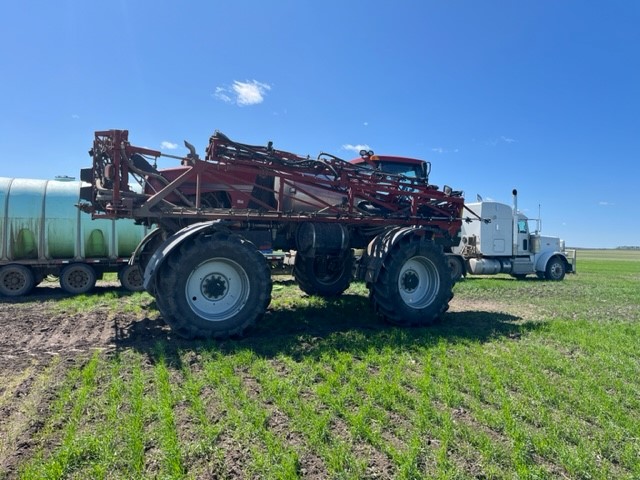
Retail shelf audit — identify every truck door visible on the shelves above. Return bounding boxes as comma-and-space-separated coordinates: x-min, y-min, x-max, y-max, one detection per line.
515, 218, 530, 255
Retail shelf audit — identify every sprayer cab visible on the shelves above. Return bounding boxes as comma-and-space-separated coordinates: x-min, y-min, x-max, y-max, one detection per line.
349, 153, 430, 182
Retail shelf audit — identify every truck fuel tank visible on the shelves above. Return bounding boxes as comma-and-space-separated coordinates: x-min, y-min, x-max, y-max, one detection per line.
467, 257, 512, 275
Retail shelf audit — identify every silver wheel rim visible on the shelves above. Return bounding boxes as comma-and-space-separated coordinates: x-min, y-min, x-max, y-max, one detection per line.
398, 256, 440, 309
185, 257, 250, 322
550, 262, 563, 279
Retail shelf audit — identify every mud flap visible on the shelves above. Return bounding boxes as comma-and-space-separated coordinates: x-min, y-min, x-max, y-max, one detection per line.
142, 220, 227, 292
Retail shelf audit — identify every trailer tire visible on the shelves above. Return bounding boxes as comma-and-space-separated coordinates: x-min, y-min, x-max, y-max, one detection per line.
0, 265, 35, 297
119, 264, 144, 292
371, 237, 452, 326
294, 251, 353, 297
60, 263, 97, 294
156, 231, 272, 339
545, 256, 566, 281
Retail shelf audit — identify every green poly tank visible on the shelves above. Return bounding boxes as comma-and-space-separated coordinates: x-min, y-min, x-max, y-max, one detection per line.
0, 177, 148, 262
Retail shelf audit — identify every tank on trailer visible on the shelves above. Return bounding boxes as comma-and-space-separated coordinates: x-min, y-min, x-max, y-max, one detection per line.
0, 176, 151, 296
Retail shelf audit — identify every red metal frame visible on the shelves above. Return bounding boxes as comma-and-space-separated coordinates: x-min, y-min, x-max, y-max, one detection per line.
87, 130, 464, 240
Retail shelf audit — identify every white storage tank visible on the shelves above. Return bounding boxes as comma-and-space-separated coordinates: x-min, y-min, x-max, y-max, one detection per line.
0, 177, 149, 296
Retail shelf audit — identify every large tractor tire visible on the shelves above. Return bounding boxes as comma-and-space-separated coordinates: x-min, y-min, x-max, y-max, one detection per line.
60, 263, 97, 295
370, 237, 452, 326
155, 231, 272, 339
293, 251, 354, 297
0, 265, 35, 297
137, 230, 166, 274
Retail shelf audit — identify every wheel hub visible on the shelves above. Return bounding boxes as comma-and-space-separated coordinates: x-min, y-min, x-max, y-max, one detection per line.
69, 272, 86, 287
397, 256, 440, 309
401, 269, 420, 292
202, 274, 228, 300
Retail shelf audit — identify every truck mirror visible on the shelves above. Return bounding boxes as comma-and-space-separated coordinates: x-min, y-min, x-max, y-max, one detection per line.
419, 162, 430, 181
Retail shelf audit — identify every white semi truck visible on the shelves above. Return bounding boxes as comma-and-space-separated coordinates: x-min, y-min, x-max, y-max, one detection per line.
446, 189, 576, 281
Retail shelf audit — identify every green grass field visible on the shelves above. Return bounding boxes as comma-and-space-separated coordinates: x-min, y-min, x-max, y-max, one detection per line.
2, 249, 639, 479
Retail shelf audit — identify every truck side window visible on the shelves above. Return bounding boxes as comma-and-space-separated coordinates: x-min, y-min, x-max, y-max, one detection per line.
517, 219, 528, 234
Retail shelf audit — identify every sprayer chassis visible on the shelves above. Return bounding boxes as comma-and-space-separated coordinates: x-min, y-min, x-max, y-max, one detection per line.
81, 129, 465, 338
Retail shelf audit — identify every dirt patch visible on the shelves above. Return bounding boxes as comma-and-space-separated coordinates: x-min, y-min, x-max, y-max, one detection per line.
0, 282, 160, 477
0, 283, 168, 374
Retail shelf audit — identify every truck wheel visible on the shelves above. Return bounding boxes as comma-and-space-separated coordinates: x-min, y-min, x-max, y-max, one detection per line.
119, 264, 144, 292
0, 265, 35, 297
371, 237, 452, 326
294, 251, 353, 297
156, 231, 272, 339
60, 264, 97, 294
545, 257, 566, 281
446, 255, 464, 283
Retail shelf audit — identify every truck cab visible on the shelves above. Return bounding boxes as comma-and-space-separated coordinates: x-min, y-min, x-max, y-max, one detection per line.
449, 192, 576, 281
349, 153, 430, 181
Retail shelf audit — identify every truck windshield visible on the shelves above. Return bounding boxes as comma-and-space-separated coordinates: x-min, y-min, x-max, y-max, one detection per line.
376, 161, 419, 178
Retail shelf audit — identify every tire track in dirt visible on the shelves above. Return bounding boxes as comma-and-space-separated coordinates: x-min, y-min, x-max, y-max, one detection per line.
0, 305, 114, 370
0, 286, 153, 478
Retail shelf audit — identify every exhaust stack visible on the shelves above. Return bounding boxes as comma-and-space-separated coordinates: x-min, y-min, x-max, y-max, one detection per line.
512, 189, 518, 255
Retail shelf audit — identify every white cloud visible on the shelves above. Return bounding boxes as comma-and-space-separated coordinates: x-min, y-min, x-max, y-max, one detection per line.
431, 147, 459, 154
161, 141, 178, 150
214, 80, 271, 106
214, 86, 232, 103
233, 80, 271, 105
71, 114, 80, 119
342, 144, 371, 153
486, 136, 517, 146
599, 201, 615, 206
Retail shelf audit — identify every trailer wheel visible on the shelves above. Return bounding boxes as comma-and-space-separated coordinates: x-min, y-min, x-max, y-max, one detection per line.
119, 264, 144, 292
370, 237, 452, 326
60, 264, 97, 294
294, 251, 353, 297
156, 231, 272, 339
0, 265, 35, 297
545, 256, 566, 281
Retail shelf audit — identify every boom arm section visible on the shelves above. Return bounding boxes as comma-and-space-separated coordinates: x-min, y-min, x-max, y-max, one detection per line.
80, 129, 464, 241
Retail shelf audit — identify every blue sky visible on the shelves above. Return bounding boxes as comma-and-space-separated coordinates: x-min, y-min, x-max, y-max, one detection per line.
1, 1, 638, 248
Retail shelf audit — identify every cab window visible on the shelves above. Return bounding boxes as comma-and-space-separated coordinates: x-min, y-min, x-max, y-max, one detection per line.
377, 161, 418, 178
517, 219, 528, 234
